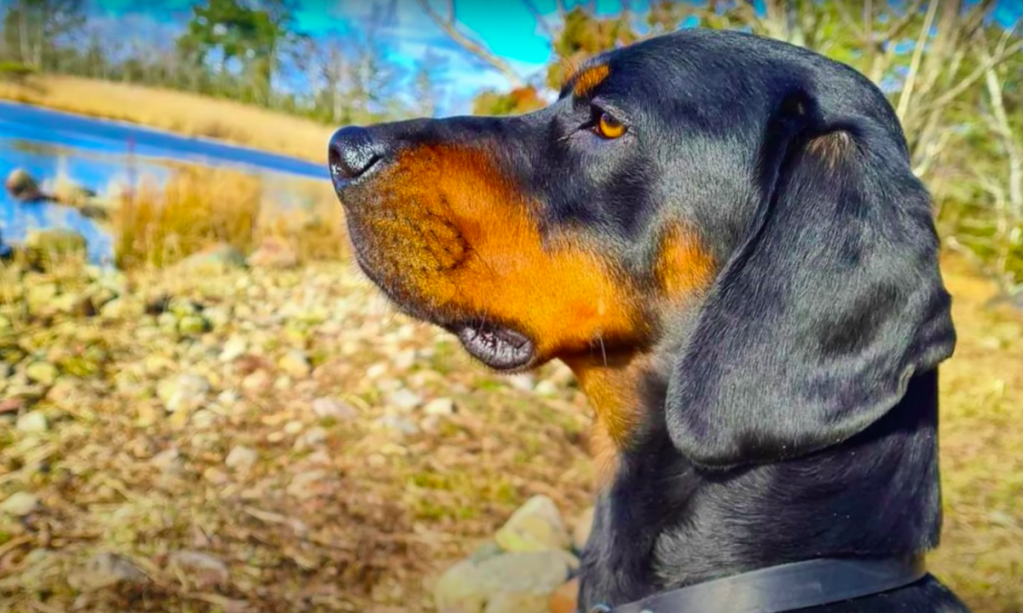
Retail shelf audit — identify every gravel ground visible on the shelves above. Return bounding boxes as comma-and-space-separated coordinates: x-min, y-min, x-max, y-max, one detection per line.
1, 253, 1021, 613
0, 255, 594, 612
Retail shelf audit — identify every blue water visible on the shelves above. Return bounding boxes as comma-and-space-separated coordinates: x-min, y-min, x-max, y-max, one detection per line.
0, 100, 332, 265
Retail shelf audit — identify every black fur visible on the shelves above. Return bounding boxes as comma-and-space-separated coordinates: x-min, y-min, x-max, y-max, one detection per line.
330, 29, 966, 613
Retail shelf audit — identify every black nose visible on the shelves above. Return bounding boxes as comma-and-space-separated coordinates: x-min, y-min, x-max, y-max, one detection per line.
328, 126, 388, 182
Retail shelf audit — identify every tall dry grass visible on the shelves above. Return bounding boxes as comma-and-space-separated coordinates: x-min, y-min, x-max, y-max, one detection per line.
112, 165, 348, 270
0, 75, 333, 163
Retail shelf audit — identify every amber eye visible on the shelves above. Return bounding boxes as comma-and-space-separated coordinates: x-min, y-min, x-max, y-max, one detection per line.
595, 111, 627, 139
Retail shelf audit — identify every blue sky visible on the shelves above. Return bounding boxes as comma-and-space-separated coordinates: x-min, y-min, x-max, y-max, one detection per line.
90, 0, 1023, 114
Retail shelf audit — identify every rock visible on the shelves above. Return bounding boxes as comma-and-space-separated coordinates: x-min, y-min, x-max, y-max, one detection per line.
572, 507, 595, 552
25, 283, 59, 313
99, 298, 138, 319
375, 414, 420, 436
549, 578, 579, 613
295, 426, 328, 449
168, 297, 198, 317
178, 314, 210, 335
25, 361, 59, 387
191, 409, 217, 429
174, 243, 246, 273
167, 551, 230, 589
0, 398, 23, 413
433, 551, 573, 613
203, 306, 232, 329
247, 236, 298, 269
507, 374, 536, 392
219, 335, 248, 362
424, 397, 456, 416
151, 447, 181, 473
0, 491, 39, 516
157, 373, 210, 413
67, 552, 146, 593
287, 469, 328, 499
25, 228, 87, 257
534, 380, 559, 397
15, 410, 48, 433
5, 168, 45, 202
225, 445, 258, 470
311, 397, 358, 420
387, 388, 423, 411
469, 541, 504, 564
242, 370, 272, 394
495, 496, 570, 554
203, 467, 229, 485
278, 349, 311, 379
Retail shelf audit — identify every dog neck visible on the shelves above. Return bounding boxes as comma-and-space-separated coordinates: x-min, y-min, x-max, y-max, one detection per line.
567, 354, 944, 609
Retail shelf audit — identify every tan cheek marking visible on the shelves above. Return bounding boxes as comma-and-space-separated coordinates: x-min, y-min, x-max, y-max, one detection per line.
806, 131, 853, 171
572, 64, 610, 98
653, 223, 715, 300
564, 353, 655, 488
370, 145, 649, 359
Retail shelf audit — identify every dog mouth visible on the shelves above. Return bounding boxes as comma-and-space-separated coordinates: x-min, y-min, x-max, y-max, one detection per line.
454, 322, 535, 371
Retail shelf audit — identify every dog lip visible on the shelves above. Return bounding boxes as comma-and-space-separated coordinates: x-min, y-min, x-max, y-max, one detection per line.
455, 322, 536, 371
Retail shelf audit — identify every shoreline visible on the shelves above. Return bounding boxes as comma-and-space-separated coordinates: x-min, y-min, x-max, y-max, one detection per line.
0, 74, 334, 165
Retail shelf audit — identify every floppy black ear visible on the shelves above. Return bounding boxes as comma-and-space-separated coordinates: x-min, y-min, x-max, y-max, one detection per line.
665, 103, 956, 470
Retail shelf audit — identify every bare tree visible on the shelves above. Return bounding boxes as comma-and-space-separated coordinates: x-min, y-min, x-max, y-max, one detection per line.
415, 0, 524, 88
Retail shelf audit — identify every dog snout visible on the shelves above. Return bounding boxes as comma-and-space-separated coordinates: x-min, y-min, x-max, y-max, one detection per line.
328, 126, 390, 187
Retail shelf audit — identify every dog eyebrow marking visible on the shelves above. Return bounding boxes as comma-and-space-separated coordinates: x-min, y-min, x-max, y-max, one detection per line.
571, 64, 610, 98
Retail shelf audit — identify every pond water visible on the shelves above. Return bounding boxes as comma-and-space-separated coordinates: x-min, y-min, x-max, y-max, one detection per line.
0, 100, 331, 265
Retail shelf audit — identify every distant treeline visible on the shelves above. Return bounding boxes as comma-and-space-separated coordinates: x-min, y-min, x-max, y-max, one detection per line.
0, 0, 446, 125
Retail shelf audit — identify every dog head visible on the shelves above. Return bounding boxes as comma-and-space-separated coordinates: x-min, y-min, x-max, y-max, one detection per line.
329, 29, 955, 473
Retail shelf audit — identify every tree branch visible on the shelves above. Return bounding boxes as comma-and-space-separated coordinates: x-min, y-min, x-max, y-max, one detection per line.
896, 0, 938, 122
915, 35, 1023, 115
522, 0, 556, 42
884, 0, 928, 40
416, 0, 523, 87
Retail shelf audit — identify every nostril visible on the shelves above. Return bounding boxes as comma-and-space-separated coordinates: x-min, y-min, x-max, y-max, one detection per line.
328, 126, 385, 182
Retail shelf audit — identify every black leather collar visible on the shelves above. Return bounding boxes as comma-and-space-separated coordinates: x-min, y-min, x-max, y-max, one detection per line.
590, 555, 928, 613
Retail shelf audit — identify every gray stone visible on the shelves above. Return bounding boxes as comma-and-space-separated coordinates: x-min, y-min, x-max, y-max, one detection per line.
534, 380, 559, 397
0, 491, 39, 516
506, 374, 536, 392
247, 237, 298, 269
25, 361, 58, 387
157, 373, 210, 412
375, 414, 420, 436
311, 397, 358, 420
278, 349, 311, 379
174, 243, 246, 272
151, 446, 181, 473
225, 445, 258, 470
219, 335, 248, 362
15, 410, 48, 434
433, 551, 573, 613
295, 426, 328, 449
387, 388, 423, 411
495, 495, 570, 553
424, 397, 456, 416
166, 551, 229, 589
67, 552, 145, 593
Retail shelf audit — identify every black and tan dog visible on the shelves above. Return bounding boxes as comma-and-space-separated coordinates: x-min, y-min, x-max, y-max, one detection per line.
328, 29, 968, 613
